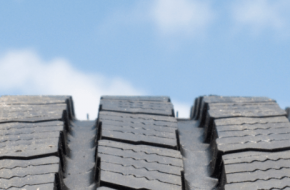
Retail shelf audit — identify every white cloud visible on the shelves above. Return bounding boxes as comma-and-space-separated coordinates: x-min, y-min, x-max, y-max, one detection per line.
0, 50, 191, 119
231, 0, 290, 34
150, 0, 215, 36
0, 50, 144, 120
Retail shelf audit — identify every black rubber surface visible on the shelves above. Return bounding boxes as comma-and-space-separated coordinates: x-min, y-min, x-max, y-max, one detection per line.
96, 96, 183, 190
98, 111, 179, 149
101, 96, 170, 102
1, 94, 289, 190
99, 99, 174, 116
221, 151, 290, 190
0, 156, 65, 190
191, 95, 290, 190
97, 140, 183, 189
0, 95, 72, 190
64, 120, 97, 190
0, 95, 75, 119
178, 119, 218, 189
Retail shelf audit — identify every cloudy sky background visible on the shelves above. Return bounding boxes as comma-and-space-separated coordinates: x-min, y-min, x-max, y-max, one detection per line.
1, 0, 290, 119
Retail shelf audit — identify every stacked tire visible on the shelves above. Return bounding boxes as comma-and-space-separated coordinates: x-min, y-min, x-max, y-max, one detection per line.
0, 95, 74, 190
1, 95, 290, 190
96, 96, 184, 190
192, 96, 290, 190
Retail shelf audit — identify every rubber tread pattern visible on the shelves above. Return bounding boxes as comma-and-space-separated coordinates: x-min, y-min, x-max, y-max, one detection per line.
100, 119, 178, 149
99, 111, 177, 124
98, 140, 183, 190
221, 151, 290, 190
6, 184, 56, 190
178, 120, 218, 190
0, 122, 67, 162
201, 96, 274, 104
0, 156, 66, 190
100, 99, 174, 116
192, 95, 290, 190
203, 103, 286, 142
0, 95, 75, 120
210, 116, 290, 177
197, 96, 275, 126
99, 111, 179, 149
0, 95, 72, 190
63, 120, 97, 190
101, 96, 170, 102
0, 104, 69, 124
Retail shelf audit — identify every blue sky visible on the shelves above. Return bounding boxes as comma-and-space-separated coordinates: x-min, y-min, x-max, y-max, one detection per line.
1, 0, 290, 119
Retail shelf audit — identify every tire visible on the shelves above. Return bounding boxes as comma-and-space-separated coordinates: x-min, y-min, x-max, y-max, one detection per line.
96, 96, 183, 190
1, 95, 289, 190
191, 96, 290, 190
0, 95, 72, 190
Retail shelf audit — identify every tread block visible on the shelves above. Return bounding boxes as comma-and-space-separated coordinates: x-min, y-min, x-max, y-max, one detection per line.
0, 134, 66, 169
97, 140, 183, 190
100, 99, 174, 116
215, 123, 290, 138
99, 111, 177, 124
225, 178, 290, 190
221, 151, 290, 190
0, 104, 69, 123
0, 121, 69, 164
101, 129, 178, 149
98, 140, 183, 165
100, 171, 181, 190
207, 104, 284, 118
214, 116, 289, 126
209, 117, 290, 177
101, 96, 170, 102
204, 101, 280, 125
0, 95, 71, 105
101, 120, 177, 133
198, 96, 275, 125
0, 95, 75, 119
99, 112, 179, 149
101, 162, 181, 185
0, 156, 66, 190
203, 103, 286, 142
190, 95, 290, 189
202, 96, 274, 103
100, 120, 178, 149
0, 121, 65, 134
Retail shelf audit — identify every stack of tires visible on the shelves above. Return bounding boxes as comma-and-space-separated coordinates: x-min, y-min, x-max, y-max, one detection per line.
0, 95, 74, 190
192, 96, 290, 190
1, 95, 290, 190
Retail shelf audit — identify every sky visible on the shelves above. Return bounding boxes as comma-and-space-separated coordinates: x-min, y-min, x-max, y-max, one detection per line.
0, 0, 290, 119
